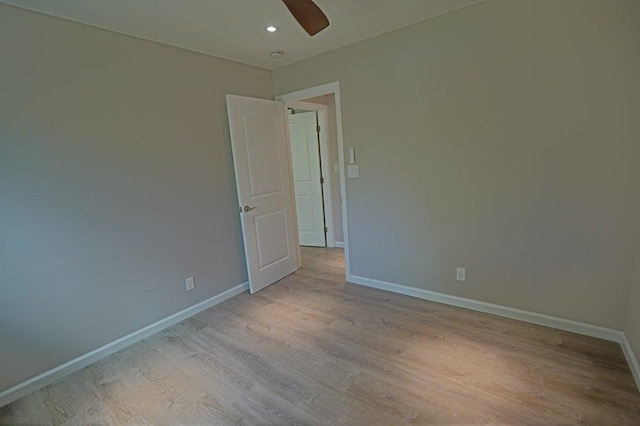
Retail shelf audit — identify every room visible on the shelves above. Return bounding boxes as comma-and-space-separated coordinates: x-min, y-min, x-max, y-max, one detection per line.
1, 0, 640, 424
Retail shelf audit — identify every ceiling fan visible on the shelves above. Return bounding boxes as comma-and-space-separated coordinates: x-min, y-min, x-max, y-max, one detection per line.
281, 0, 330, 36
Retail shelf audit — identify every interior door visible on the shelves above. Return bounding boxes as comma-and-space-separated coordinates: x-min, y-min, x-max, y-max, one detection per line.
226, 95, 299, 294
288, 112, 327, 247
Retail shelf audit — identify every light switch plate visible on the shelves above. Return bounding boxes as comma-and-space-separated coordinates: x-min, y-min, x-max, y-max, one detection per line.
334, 163, 340, 173
347, 165, 359, 178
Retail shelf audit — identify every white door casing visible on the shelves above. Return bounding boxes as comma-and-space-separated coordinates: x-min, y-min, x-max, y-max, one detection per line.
226, 95, 299, 294
289, 111, 327, 247
276, 82, 350, 278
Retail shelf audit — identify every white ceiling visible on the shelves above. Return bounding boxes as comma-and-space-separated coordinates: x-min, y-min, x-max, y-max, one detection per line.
1, 0, 484, 70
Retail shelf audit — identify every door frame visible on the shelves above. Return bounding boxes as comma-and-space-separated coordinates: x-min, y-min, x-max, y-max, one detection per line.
276, 82, 351, 277
287, 101, 335, 248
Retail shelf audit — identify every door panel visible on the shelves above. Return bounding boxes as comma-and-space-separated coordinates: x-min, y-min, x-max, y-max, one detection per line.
295, 195, 316, 231
243, 112, 283, 197
290, 126, 312, 182
226, 95, 299, 294
254, 209, 290, 269
288, 112, 326, 247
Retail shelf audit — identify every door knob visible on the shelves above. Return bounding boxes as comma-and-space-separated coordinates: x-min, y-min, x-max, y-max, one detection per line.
243, 205, 258, 212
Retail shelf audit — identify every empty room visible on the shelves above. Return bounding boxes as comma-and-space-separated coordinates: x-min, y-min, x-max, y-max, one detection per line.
2, 0, 640, 424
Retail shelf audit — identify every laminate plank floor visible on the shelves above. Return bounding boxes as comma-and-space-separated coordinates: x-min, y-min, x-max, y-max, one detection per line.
2, 247, 640, 425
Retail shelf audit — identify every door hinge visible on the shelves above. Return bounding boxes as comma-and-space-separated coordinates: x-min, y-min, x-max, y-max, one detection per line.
320, 176, 325, 184
316, 125, 321, 133
324, 226, 328, 234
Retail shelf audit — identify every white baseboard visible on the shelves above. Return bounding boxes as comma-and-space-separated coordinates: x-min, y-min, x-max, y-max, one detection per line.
335, 241, 345, 248
621, 334, 640, 392
348, 273, 640, 392
0, 282, 249, 408
347, 274, 623, 342
4, 275, 639, 407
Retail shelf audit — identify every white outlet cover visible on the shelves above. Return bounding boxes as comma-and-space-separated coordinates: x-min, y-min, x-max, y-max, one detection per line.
456, 268, 465, 282
186, 277, 195, 291
347, 165, 359, 178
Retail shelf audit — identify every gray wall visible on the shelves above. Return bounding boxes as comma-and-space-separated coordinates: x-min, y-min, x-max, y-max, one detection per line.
302, 94, 344, 244
0, 4, 272, 392
627, 230, 640, 366
273, 0, 640, 329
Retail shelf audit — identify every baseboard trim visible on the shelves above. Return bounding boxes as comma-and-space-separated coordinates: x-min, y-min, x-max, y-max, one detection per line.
335, 241, 345, 248
348, 273, 640, 392
0, 282, 249, 408
621, 334, 640, 392
4, 275, 638, 406
347, 274, 623, 343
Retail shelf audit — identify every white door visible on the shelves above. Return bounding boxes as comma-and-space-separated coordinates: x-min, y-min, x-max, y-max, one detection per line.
289, 112, 327, 247
226, 95, 299, 294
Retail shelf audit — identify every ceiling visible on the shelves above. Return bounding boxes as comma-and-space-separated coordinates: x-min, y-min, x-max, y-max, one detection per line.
1, 0, 484, 70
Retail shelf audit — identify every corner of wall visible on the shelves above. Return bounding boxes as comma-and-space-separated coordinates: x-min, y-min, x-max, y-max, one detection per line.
622, 216, 640, 392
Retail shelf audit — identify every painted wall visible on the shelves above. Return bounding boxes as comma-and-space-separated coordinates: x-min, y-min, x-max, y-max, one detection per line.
273, 0, 640, 329
302, 94, 344, 244
0, 4, 272, 392
627, 230, 640, 369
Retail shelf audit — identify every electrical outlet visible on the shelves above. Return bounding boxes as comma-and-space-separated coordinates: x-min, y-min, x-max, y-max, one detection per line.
456, 268, 465, 282
186, 277, 195, 291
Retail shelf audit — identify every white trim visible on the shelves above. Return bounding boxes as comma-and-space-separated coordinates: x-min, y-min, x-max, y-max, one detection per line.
276, 82, 351, 276
348, 274, 623, 343
286, 100, 322, 111
281, 102, 303, 269
3, 275, 638, 408
0, 282, 249, 408
285, 102, 336, 248
317, 109, 334, 247
335, 241, 345, 248
621, 334, 640, 392
350, 267, 640, 393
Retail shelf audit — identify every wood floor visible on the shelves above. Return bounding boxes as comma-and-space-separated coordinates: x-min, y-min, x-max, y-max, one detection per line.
2, 248, 640, 425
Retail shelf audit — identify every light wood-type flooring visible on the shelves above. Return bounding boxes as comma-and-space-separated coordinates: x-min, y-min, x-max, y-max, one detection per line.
2, 248, 640, 425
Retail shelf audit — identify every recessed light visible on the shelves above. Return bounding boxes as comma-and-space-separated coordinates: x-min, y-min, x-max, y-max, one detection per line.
265, 26, 278, 33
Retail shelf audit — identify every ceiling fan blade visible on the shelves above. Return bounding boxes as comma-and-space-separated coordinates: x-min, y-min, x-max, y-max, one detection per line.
281, 0, 329, 36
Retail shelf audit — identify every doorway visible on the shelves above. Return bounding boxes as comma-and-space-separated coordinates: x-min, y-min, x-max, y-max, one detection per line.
225, 82, 349, 294
277, 82, 351, 277
287, 101, 334, 248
